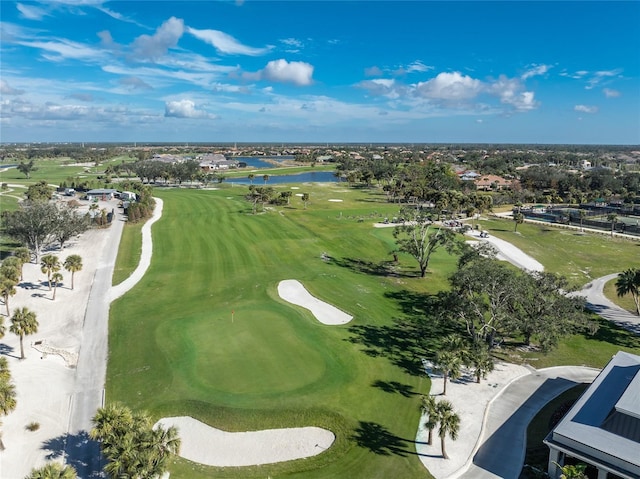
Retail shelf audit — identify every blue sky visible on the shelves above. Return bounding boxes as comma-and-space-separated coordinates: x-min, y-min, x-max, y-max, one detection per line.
1, 1, 639, 144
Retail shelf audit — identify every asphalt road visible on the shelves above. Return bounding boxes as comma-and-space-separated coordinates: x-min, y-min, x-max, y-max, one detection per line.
64, 204, 125, 478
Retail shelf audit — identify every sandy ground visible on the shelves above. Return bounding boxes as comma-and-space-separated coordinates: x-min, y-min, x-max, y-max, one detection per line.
0, 197, 122, 478
278, 279, 353, 325
417, 361, 532, 478
155, 417, 335, 467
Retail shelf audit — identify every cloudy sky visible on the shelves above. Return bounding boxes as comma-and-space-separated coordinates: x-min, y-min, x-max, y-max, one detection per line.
1, 1, 638, 144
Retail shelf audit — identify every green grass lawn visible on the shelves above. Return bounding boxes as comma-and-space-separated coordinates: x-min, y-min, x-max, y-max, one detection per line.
112, 221, 144, 286
107, 184, 458, 479
476, 217, 640, 287
105, 186, 640, 478
603, 278, 638, 315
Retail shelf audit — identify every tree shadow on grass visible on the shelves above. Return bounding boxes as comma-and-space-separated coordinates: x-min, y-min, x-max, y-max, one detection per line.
371, 379, 418, 397
330, 256, 401, 277
352, 421, 427, 457
347, 290, 464, 376
42, 431, 103, 478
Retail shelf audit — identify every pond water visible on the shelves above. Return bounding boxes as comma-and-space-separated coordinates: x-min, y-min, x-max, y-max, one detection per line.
236, 156, 294, 168
226, 171, 341, 185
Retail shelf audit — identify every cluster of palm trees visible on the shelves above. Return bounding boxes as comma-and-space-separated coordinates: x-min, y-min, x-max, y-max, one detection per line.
434, 335, 495, 395
25, 462, 78, 478
40, 254, 83, 300
90, 403, 181, 478
616, 268, 640, 316
420, 395, 460, 460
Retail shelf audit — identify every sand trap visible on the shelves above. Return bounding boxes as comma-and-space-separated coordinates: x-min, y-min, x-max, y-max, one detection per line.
155, 417, 335, 467
328, 199, 343, 202
290, 186, 300, 189
295, 193, 304, 197
278, 280, 353, 325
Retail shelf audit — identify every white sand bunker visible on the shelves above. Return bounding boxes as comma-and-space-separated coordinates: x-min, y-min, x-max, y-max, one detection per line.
155, 417, 335, 467
278, 280, 353, 325
328, 199, 343, 202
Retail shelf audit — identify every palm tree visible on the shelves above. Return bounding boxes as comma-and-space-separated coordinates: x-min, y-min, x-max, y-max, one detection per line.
63, 255, 83, 290
263, 174, 269, 185
470, 345, 494, 383
15, 247, 31, 280
248, 173, 255, 185
607, 213, 618, 237
26, 462, 78, 479
616, 268, 640, 315
434, 350, 462, 395
2, 257, 22, 282
51, 272, 64, 300
40, 254, 61, 290
0, 373, 17, 416
435, 400, 460, 459
10, 307, 39, 360
0, 278, 17, 316
302, 192, 309, 209
420, 395, 437, 445
578, 209, 587, 232
513, 212, 524, 232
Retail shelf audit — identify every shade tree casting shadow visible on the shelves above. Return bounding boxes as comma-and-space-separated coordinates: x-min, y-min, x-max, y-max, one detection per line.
347, 290, 464, 376
330, 256, 402, 277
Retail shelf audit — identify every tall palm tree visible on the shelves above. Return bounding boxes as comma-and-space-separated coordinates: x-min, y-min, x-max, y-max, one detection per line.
40, 254, 61, 291
63, 255, 83, 290
420, 395, 437, 445
248, 173, 255, 185
15, 247, 31, 280
51, 272, 64, 300
2, 257, 22, 282
616, 268, 640, 315
578, 209, 587, 232
434, 350, 462, 396
263, 174, 269, 185
10, 307, 39, 359
470, 345, 494, 383
607, 213, 618, 237
0, 278, 17, 316
302, 192, 309, 209
513, 212, 524, 232
26, 462, 78, 478
436, 400, 460, 460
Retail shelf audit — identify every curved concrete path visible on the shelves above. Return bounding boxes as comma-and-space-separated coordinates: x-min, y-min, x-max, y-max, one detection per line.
572, 273, 640, 335
456, 367, 600, 479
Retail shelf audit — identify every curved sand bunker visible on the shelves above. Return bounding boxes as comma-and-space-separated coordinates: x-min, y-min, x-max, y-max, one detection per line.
155, 417, 335, 466
278, 279, 353, 325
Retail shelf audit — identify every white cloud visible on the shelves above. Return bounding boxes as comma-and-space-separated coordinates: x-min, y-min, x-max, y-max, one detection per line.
365, 66, 383, 77
119, 77, 153, 90
280, 38, 303, 53
356, 79, 403, 99
415, 72, 482, 101
487, 75, 538, 111
522, 64, 551, 79
1, 80, 25, 95
17, 3, 49, 20
259, 59, 314, 86
187, 27, 271, 56
131, 17, 184, 61
17, 39, 106, 62
406, 61, 432, 73
603, 88, 620, 98
164, 99, 212, 118
574, 104, 598, 113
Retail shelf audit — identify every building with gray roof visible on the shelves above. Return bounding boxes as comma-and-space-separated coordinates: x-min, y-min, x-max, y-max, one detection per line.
544, 351, 640, 479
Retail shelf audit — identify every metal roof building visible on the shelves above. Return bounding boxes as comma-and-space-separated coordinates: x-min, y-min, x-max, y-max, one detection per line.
544, 351, 640, 479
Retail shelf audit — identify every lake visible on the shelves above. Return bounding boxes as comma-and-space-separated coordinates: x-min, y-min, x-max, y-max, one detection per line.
226, 171, 341, 185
